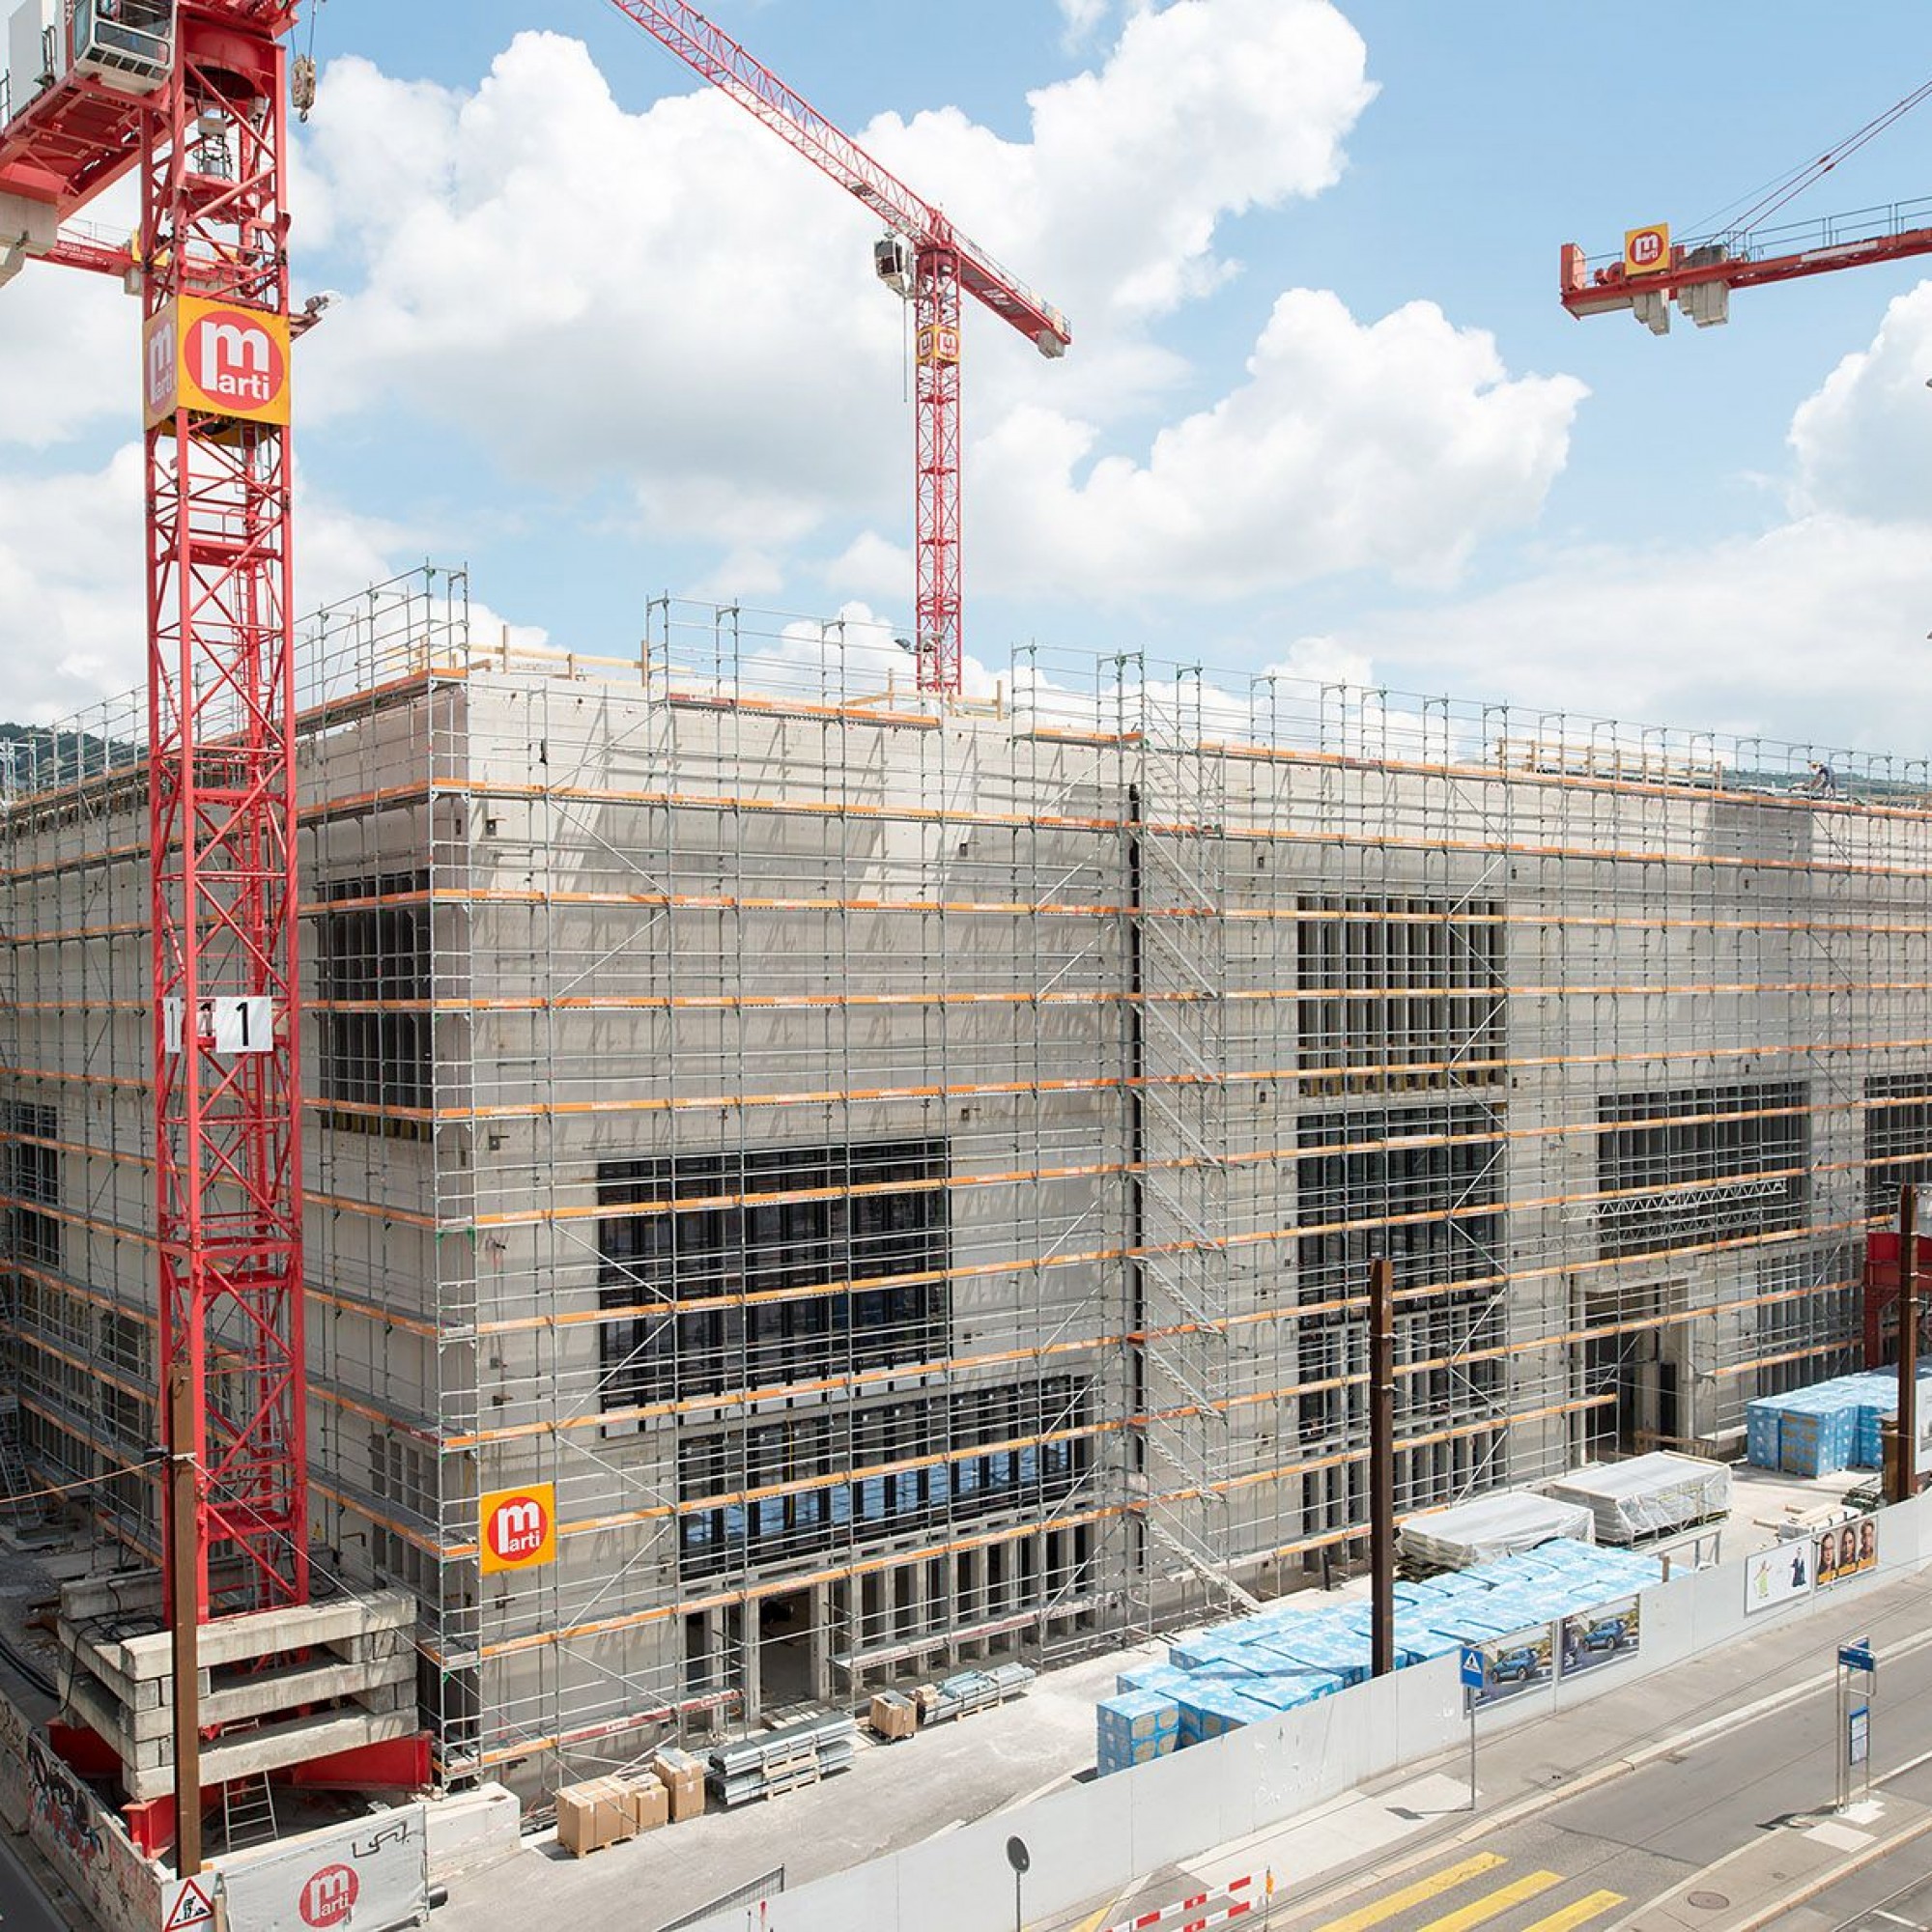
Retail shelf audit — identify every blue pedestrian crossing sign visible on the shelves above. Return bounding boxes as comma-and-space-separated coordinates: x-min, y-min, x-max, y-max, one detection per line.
1460, 1645, 1486, 1690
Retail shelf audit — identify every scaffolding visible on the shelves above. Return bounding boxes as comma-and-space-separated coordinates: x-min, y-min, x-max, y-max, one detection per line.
3, 570, 1927, 1795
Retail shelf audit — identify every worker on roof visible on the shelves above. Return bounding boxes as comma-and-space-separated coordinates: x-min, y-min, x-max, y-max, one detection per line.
1803, 760, 1838, 800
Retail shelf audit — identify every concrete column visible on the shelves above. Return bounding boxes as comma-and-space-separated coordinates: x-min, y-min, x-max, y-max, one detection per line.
808, 1581, 832, 1702
740, 1600, 762, 1722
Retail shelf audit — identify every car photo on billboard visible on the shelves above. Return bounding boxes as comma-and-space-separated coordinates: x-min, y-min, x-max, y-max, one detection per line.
1559, 1595, 1641, 1678
1471, 1627, 1554, 1706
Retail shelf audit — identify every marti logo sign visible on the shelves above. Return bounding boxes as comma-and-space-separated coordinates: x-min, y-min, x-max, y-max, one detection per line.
298, 1863, 360, 1929
144, 296, 293, 428
479, 1482, 557, 1574
186, 308, 285, 410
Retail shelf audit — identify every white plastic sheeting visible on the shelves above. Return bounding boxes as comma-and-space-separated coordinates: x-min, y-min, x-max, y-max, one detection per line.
1398, 1489, 1594, 1568
1543, 1452, 1732, 1546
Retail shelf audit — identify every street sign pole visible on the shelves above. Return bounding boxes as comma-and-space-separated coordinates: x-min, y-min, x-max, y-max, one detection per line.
1836, 1638, 1876, 1811
1459, 1646, 1484, 1809
1007, 1834, 1031, 1932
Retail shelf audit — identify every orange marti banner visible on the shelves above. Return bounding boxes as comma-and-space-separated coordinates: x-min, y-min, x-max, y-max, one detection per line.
144, 296, 293, 428
1623, 223, 1670, 277
479, 1483, 558, 1575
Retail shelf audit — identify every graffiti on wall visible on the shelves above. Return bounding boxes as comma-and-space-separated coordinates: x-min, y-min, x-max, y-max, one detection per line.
26, 1735, 101, 1867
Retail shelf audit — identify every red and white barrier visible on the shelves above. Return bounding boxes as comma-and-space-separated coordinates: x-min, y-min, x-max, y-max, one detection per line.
1097, 1868, 1274, 1932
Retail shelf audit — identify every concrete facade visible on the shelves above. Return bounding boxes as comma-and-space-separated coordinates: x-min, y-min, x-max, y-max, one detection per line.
2, 582, 1924, 1796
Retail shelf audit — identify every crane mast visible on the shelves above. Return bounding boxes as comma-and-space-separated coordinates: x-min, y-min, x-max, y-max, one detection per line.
605, 0, 1071, 696
1, 0, 307, 1618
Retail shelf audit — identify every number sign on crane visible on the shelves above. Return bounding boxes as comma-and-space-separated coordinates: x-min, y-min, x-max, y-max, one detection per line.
603, 2, 1073, 697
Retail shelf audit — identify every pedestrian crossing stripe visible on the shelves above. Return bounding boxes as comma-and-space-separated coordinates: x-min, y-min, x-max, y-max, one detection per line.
1314, 1853, 1509, 1932
1413, 1871, 1563, 1932
1313, 1859, 1627, 1932
1520, 1891, 1628, 1932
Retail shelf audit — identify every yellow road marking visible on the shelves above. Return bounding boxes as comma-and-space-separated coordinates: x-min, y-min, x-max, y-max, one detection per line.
1068, 1899, 1124, 1932
1414, 1872, 1565, 1932
1518, 1891, 1627, 1932
1313, 1853, 1510, 1932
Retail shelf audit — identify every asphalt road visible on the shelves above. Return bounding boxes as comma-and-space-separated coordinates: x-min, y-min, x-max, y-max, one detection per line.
1267, 1617, 1932, 1932
0, 1829, 70, 1932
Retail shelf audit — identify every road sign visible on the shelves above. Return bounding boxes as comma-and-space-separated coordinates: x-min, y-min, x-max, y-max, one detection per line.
162, 1876, 216, 1932
1839, 1639, 1876, 1675
1460, 1645, 1486, 1690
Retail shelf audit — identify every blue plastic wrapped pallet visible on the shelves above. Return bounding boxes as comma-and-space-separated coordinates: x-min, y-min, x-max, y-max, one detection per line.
1094, 1531, 1672, 1767
1239, 1673, 1341, 1714
1096, 1690, 1180, 1775
1117, 1662, 1194, 1698
1777, 1397, 1857, 1477
1746, 1398, 1782, 1470
1177, 1682, 1272, 1745
1250, 1622, 1369, 1687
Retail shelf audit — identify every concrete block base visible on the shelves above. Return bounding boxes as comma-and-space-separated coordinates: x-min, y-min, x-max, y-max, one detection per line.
57, 1576, 421, 1803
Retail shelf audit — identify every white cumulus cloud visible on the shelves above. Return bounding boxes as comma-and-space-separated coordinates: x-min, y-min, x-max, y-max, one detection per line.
1788, 279, 1932, 523
977, 291, 1587, 599
280, 6, 1572, 611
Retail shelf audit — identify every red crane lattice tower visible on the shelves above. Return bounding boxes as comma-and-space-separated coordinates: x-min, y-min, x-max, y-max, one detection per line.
0, 0, 307, 1618
606, 2, 1072, 696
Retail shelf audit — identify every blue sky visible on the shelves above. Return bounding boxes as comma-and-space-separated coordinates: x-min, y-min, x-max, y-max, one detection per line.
4, 1, 1932, 748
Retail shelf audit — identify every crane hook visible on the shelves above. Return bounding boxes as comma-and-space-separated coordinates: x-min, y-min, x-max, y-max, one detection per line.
292, 53, 317, 124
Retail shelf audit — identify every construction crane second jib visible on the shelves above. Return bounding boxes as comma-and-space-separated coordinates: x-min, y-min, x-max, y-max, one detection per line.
608, 0, 1073, 698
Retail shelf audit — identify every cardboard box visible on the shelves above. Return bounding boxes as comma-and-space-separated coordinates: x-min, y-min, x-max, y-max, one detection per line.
651, 1748, 706, 1824
624, 1776, 669, 1833
911, 1684, 940, 1718
869, 1691, 917, 1741
556, 1778, 635, 1857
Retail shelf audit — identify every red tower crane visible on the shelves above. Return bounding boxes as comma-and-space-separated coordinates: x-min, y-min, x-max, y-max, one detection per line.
605, 1, 1072, 696
1560, 198, 1932, 332
0, 0, 307, 1619
1560, 80, 1932, 332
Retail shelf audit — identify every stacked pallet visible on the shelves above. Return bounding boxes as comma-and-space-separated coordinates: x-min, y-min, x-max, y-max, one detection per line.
1747, 1367, 1932, 1477
1095, 1689, 1179, 1775
1399, 1489, 1594, 1567
1098, 1537, 1667, 1763
708, 1712, 857, 1807
923, 1662, 1034, 1724
1543, 1453, 1730, 1545
556, 1776, 668, 1857
867, 1690, 917, 1740
651, 1747, 707, 1822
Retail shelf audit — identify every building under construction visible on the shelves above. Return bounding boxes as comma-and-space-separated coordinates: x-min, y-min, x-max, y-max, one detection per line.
2, 569, 1923, 1795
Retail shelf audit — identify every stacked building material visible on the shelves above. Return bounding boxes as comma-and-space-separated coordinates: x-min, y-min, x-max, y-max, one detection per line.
1093, 1537, 1667, 1762
1399, 1490, 1594, 1567
923, 1662, 1035, 1724
557, 1778, 643, 1857
650, 1747, 707, 1822
1095, 1689, 1180, 1775
1175, 1681, 1276, 1746
707, 1712, 857, 1806
867, 1690, 917, 1740
1746, 1367, 1932, 1475
1543, 1453, 1730, 1544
